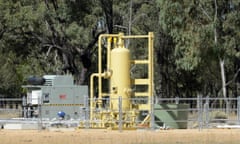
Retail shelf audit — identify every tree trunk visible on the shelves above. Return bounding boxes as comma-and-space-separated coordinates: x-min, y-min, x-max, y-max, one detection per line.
220, 60, 227, 98
214, 0, 229, 113
220, 60, 230, 114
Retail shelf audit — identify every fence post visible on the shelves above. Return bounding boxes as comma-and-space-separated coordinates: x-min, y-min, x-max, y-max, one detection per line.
226, 100, 230, 117
197, 94, 203, 131
238, 96, 240, 124
175, 97, 179, 104
118, 96, 123, 132
22, 96, 27, 118
84, 95, 89, 129
204, 96, 209, 128
38, 95, 42, 131
150, 95, 155, 130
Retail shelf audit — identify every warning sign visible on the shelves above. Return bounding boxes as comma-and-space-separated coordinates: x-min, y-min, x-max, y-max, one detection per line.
59, 94, 66, 99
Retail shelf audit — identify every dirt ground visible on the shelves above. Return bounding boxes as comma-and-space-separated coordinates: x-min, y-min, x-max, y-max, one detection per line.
0, 129, 240, 144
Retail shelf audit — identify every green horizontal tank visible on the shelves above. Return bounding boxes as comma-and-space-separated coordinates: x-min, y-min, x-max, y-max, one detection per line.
154, 104, 189, 129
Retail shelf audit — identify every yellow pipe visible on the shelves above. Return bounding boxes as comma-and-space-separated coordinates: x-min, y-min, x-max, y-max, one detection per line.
90, 34, 119, 120
151, 32, 154, 99
90, 73, 98, 121
90, 72, 110, 121
107, 37, 112, 70
148, 32, 154, 110
149, 32, 154, 128
117, 33, 124, 48
97, 34, 119, 102
98, 35, 103, 107
141, 114, 150, 125
122, 35, 150, 39
113, 38, 117, 48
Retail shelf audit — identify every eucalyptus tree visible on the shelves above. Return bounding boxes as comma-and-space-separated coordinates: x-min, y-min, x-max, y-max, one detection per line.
0, 0, 46, 96
157, 0, 240, 98
0, 0, 99, 95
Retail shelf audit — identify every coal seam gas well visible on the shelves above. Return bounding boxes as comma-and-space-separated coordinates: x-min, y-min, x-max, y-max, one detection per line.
81, 32, 154, 129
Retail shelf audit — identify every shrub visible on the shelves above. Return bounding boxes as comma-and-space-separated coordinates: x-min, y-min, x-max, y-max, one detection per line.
210, 111, 227, 123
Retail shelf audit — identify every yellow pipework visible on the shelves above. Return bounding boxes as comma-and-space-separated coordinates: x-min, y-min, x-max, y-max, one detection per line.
90, 71, 112, 121
89, 32, 154, 128
90, 33, 120, 121
90, 73, 98, 121
113, 38, 117, 48
149, 32, 154, 110
122, 32, 154, 110
117, 33, 124, 48
107, 37, 112, 70
97, 34, 117, 105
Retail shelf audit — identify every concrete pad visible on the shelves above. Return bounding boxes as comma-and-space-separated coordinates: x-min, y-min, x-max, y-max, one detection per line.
4, 124, 22, 130
217, 125, 240, 129
48, 127, 75, 132
4, 123, 39, 130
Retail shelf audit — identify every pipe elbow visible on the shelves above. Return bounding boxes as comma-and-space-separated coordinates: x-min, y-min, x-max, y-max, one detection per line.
102, 69, 112, 78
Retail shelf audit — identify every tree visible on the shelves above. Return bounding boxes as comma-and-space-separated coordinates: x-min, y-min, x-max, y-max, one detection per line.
0, 0, 95, 95
157, 0, 240, 99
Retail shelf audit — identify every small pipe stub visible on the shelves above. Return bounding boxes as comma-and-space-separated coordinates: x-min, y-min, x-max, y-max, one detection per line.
102, 69, 112, 79
117, 33, 124, 48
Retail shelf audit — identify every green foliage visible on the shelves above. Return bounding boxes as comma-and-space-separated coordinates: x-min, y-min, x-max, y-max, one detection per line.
210, 111, 227, 123
65, 22, 89, 46
156, 0, 240, 97
0, 52, 21, 96
0, 0, 240, 100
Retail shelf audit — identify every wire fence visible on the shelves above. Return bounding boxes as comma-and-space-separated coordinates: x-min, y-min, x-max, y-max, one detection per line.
157, 96, 240, 130
0, 98, 23, 119
1, 96, 240, 130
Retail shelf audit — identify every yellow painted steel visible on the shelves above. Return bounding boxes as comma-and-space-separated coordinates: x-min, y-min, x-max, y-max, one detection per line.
43, 104, 84, 106
87, 32, 154, 129
90, 34, 118, 121
110, 39, 131, 110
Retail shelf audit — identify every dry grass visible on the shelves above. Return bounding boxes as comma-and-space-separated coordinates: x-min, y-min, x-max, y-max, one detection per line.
0, 129, 240, 144
0, 111, 21, 119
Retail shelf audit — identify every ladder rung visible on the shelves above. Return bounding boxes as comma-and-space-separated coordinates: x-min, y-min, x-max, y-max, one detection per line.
134, 92, 149, 96
133, 79, 149, 85
131, 60, 149, 64
138, 104, 151, 110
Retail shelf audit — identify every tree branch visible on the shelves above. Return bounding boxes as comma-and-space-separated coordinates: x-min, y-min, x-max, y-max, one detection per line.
198, 3, 212, 21
225, 68, 240, 86
45, 45, 53, 59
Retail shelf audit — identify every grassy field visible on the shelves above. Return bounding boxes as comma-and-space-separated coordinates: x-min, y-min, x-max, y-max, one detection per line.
0, 129, 240, 144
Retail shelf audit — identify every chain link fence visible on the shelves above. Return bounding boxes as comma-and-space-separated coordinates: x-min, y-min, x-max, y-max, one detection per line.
157, 96, 240, 130
0, 98, 23, 119
1, 96, 240, 130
